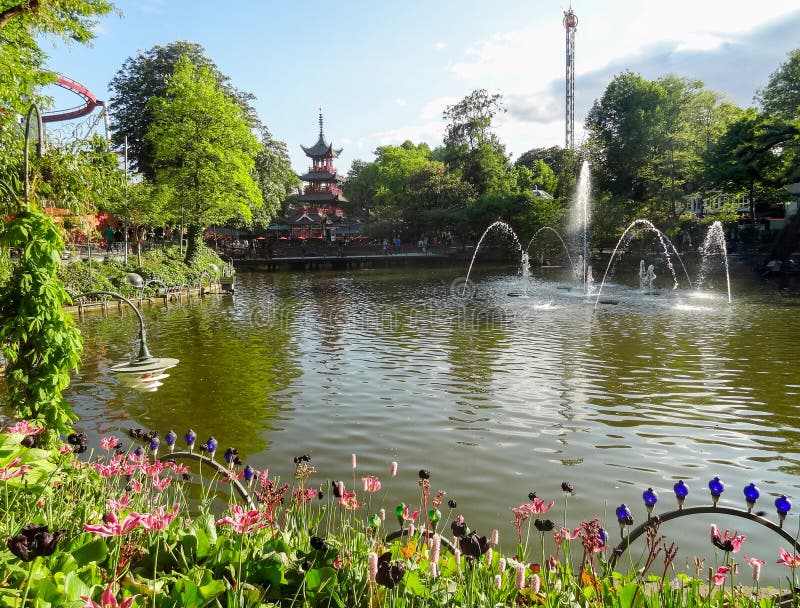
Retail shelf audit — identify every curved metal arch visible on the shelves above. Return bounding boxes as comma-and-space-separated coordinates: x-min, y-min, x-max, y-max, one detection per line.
158, 450, 257, 510
608, 505, 800, 569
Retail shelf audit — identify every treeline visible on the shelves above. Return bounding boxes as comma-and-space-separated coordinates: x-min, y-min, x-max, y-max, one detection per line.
341, 52, 800, 250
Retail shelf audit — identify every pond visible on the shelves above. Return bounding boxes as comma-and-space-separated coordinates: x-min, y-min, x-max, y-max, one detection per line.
3, 262, 800, 567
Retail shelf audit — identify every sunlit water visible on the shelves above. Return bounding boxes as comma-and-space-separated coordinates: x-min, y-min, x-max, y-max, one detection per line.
3, 264, 800, 569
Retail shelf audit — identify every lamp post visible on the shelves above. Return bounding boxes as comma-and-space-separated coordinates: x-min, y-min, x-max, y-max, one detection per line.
73, 290, 179, 392
23, 103, 44, 206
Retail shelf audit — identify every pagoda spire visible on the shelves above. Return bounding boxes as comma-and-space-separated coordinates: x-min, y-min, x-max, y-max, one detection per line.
319, 107, 324, 139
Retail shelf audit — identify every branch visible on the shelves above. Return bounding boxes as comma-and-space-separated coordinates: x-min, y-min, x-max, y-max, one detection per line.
0, 0, 41, 29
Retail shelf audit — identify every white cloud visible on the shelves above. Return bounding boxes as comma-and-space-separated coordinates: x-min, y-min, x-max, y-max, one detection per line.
395, 98, 407, 107
434, 42, 446, 50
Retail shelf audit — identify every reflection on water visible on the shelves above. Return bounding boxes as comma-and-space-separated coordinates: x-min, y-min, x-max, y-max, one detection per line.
2, 265, 800, 560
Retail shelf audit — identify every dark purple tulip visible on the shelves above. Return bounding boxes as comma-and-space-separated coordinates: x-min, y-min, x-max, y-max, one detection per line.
561, 481, 574, 494
418, 469, 430, 480
451, 515, 469, 538
375, 551, 405, 589
448, 499, 457, 509
7, 525, 66, 562
534, 519, 555, 532
310, 536, 328, 551
459, 531, 489, 559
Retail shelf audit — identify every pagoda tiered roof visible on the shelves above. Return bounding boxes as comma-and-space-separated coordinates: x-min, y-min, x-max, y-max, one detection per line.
301, 111, 342, 158
298, 169, 344, 182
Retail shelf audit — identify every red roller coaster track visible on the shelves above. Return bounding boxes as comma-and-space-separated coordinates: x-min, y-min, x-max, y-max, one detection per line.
42, 74, 105, 123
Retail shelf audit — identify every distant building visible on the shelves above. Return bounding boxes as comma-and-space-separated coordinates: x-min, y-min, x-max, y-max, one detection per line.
290, 111, 357, 242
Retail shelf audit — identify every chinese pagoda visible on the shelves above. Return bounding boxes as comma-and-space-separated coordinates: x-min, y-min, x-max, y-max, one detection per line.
293, 110, 349, 241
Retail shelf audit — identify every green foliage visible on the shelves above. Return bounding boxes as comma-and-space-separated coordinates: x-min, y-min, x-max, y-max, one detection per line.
757, 48, 800, 122
108, 41, 259, 180
147, 56, 262, 264
0, 208, 82, 444
251, 128, 300, 229
56, 260, 115, 297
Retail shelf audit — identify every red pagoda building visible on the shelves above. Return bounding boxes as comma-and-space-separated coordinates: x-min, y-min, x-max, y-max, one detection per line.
292, 111, 350, 242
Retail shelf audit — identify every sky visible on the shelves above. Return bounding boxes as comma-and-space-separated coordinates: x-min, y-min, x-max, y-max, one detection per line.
41, 0, 800, 175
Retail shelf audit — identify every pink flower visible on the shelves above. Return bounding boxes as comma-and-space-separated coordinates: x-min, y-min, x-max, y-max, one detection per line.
520, 497, 555, 515
710, 524, 746, 553
105, 496, 131, 511
491, 528, 499, 545
454, 549, 461, 565
529, 574, 541, 593
84, 511, 142, 537
333, 555, 349, 570
400, 505, 420, 522
93, 462, 124, 478
152, 475, 172, 492
744, 556, 766, 581
140, 504, 179, 532
100, 436, 121, 451
390, 461, 398, 477
379, 508, 386, 521
0, 457, 32, 481
362, 475, 382, 493
339, 491, 364, 510
494, 574, 502, 589
4, 420, 45, 436
713, 565, 732, 586
515, 563, 526, 589
778, 547, 800, 568
57, 444, 72, 455
554, 526, 580, 552
367, 552, 378, 583
81, 584, 138, 608
430, 562, 439, 579
215, 504, 268, 534
430, 533, 441, 564
498, 557, 506, 573
351, 453, 357, 469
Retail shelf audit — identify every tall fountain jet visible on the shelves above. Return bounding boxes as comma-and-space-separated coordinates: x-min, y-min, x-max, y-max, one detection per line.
568, 161, 592, 294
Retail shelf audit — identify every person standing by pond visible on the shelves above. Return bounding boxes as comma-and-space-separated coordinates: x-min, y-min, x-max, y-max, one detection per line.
102, 224, 115, 253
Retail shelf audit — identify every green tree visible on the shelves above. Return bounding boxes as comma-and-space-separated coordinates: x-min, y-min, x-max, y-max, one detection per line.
442, 89, 512, 196
109, 41, 258, 180
342, 159, 379, 215
757, 49, 800, 122
146, 56, 262, 264
251, 128, 299, 229
515, 146, 579, 200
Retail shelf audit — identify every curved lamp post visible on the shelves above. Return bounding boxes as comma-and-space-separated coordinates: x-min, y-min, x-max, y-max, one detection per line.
73, 290, 178, 392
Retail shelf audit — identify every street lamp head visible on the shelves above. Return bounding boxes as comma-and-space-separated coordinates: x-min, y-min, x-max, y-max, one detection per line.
74, 290, 178, 392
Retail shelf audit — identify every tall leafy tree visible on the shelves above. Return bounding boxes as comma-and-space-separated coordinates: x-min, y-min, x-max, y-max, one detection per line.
146, 56, 262, 264
442, 89, 512, 196
251, 128, 299, 229
343, 159, 379, 215
757, 49, 800, 122
109, 41, 258, 180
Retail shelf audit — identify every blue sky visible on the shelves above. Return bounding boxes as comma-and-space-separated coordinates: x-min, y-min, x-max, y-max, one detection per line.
41, 0, 800, 174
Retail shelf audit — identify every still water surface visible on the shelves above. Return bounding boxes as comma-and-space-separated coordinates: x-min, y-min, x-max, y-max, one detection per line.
4, 264, 800, 565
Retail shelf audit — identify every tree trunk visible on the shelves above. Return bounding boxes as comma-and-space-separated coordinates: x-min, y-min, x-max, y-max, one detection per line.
184, 224, 203, 265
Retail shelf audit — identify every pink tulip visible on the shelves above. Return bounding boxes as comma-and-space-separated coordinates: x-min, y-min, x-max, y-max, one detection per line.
84, 511, 142, 537
0, 457, 32, 481
744, 556, 766, 581
713, 565, 732, 586
100, 436, 121, 451
362, 475, 381, 493
215, 504, 268, 534
491, 528, 499, 545
4, 421, 45, 436
81, 584, 138, 608
140, 504, 179, 532
778, 547, 800, 568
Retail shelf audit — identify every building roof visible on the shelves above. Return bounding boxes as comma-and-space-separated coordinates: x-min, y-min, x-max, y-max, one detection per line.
298, 170, 344, 182
301, 110, 342, 158
298, 191, 349, 203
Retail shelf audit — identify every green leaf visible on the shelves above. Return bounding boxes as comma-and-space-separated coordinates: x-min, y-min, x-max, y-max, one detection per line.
71, 538, 108, 567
